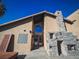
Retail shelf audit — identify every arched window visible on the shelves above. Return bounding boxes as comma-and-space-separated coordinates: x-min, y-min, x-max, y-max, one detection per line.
34, 24, 43, 33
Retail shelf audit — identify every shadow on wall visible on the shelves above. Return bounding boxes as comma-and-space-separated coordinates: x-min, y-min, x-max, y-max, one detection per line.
17, 55, 26, 59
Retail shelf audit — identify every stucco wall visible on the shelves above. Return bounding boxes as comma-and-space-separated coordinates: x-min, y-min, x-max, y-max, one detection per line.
65, 9, 79, 39
44, 14, 59, 52
0, 19, 33, 54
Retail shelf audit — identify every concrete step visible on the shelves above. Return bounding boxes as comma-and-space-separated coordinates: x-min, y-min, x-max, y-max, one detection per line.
25, 47, 49, 59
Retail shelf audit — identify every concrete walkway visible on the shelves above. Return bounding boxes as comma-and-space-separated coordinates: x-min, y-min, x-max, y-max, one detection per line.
25, 47, 49, 59
18, 47, 79, 59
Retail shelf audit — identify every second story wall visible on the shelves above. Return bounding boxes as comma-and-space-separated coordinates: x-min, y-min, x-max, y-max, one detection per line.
65, 9, 79, 39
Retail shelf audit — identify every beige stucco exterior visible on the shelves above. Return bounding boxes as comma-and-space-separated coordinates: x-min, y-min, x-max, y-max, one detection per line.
65, 9, 79, 39
0, 18, 33, 54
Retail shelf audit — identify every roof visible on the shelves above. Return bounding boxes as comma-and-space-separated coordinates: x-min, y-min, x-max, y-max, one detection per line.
66, 9, 79, 22
67, 9, 79, 19
0, 11, 56, 27
0, 10, 73, 27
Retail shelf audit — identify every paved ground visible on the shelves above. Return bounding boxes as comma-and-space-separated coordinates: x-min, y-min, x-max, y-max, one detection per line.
17, 47, 79, 59
25, 47, 49, 59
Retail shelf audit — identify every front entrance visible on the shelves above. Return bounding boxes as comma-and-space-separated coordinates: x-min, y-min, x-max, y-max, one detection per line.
31, 14, 44, 50
33, 33, 43, 50
32, 24, 44, 50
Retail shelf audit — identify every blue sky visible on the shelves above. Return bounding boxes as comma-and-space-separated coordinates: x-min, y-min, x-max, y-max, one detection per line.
0, 0, 79, 24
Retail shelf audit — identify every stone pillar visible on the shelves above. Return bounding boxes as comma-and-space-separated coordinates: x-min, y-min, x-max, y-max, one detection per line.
61, 42, 67, 56
46, 33, 59, 56
50, 40, 58, 56
55, 11, 66, 32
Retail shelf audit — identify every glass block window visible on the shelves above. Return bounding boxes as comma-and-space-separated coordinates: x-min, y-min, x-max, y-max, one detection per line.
18, 34, 28, 43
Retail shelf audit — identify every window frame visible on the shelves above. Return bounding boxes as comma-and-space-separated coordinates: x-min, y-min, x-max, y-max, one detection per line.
18, 34, 28, 44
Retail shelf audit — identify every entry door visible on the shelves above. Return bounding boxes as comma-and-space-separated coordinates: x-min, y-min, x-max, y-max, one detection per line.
33, 34, 43, 49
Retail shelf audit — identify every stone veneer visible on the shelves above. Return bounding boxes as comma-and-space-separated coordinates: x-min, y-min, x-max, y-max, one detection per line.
46, 32, 79, 56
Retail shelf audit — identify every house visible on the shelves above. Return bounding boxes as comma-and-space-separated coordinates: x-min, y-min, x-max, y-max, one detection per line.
0, 10, 79, 56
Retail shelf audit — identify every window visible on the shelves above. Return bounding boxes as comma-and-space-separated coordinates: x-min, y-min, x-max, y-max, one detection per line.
67, 45, 76, 51
49, 33, 53, 39
18, 34, 28, 43
34, 24, 43, 33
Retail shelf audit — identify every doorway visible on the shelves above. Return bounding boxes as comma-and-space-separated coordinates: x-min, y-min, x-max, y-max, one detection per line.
31, 14, 44, 50
57, 41, 62, 56
32, 24, 43, 50
33, 33, 43, 50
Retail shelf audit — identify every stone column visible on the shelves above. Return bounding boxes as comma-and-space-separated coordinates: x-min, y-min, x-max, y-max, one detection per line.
55, 11, 66, 32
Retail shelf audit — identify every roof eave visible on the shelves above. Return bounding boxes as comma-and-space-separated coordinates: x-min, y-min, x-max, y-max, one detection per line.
0, 11, 56, 27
